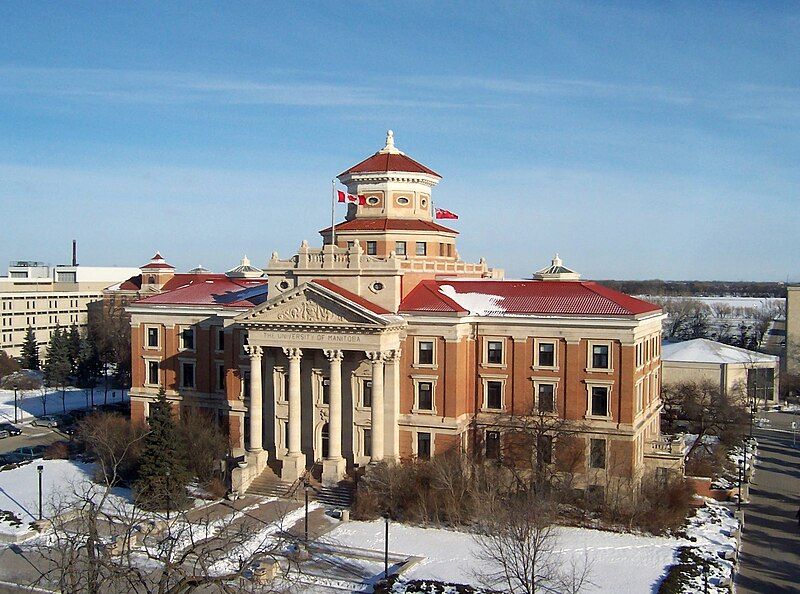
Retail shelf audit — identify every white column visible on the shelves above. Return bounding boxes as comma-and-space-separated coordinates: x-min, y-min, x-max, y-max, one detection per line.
281, 347, 306, 481
322, 349, 346, 484
367, 351, 385, 462
244, 345, 263, 452
383, 349, 401, 463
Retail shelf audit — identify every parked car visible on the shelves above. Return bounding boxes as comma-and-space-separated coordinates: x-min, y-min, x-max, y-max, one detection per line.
0, 429, 8, 439
12, 445, 47, 460
32, 415, 59, 428
0, 452, 28, 469
0, 423, 22, 437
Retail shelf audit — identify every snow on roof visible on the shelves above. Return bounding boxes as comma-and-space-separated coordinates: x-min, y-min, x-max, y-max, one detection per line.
439, 284, 505, 315
661, 338, 778, 365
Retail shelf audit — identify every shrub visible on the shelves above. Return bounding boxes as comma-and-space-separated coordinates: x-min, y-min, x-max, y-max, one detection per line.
175, 407, 228, 489
44, 441, 70, 460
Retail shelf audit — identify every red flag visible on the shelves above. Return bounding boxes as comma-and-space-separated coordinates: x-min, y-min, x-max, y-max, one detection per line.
435, 207, 459, 220
337, 190, 366, 205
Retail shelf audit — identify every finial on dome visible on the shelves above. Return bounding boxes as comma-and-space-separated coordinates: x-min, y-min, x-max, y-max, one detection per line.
241, 255, 250, 267
378, 129, 403, 155
552, 253, 562, 267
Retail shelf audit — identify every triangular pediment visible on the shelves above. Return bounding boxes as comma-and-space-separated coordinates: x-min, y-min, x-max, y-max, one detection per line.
235, 282, 390, 327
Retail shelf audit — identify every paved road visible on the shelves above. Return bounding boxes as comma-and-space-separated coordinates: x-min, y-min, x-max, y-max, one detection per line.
0, 425, 64, 455
737, 415, 800, 594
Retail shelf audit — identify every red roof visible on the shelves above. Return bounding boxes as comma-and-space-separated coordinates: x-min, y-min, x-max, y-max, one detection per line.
340, 152, 440, 178
320, 218, 457, 235
399, 280, 661, 317
132, 274, 268, 308
312, 279, 390, 315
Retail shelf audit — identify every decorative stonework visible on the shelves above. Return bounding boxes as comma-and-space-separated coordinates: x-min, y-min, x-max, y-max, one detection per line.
244, 345, 263, 358
283, 347, 303, 361
324, 349, 344, 362
275, 299, 348, 324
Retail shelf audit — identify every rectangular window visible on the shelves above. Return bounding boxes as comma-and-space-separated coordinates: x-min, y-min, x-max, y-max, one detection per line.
147, 361, 159, 385
366, 241, 377, 256
418, 381, 433, 410
181, 362, 195, 389
537, 434, 553, 465
322, 378, 331, 404
242, 370, 251, 399
486, 380, 503, 410
147, 327, 159, 348
538, 342, 555, 367
439, 243, 445, 256
363, 428, 372, 457
486, 430, 500, 460
591, 344, 610, 369
590, 439, 606, 469
417, 432, 431, 460
590, 386, 609, 417
415, 241, 427, 256
362, 380, 372, 408
216, 328, 225, 352
395, 241, 406, 256
217, 364, 226, 391
181, 327, 195, 350
538, 383, 555, 413
417, 340, 434, 365
347, 241, 354, 249
487, 340, 504, 365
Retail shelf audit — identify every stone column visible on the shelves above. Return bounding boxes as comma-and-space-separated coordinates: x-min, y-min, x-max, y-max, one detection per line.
281, 347, 306, 482
322, 349, 346, 485
244, 345, 263, 452
367, 351, 385, 462
383, 349, 401, 463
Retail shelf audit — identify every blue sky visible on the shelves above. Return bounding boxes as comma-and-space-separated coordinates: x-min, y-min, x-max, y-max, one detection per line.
1, 2, 798, 281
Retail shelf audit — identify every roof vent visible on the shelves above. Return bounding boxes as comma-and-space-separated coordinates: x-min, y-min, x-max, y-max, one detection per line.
226, 255, 263, 279
533, 253, 581, 281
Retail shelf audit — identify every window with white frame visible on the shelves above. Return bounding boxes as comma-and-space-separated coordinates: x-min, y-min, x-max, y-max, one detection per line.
395, 241, 406, 256
536, 341, 556, 368
537, 383, 556, 413
589, 385, 610, 417
590, 438, 606, 469
485, 380, 503, 410
181, 361, 195, 389
362, 379, 372, 408
416, 339, 435, 366
415, 241, 427, 256
486, 339, 504, 365
146, 326, 159, 348
146, 360, 159, 386
180, 327, 195, 351
416, 381, 434, 411
589, 342, 610, 370
417, 432, 432, 460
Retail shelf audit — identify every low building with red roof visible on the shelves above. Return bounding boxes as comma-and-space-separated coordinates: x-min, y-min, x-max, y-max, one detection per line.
128, 132, 681, 495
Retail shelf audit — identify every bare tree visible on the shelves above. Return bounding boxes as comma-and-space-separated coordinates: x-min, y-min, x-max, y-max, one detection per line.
472, 490, 592, 594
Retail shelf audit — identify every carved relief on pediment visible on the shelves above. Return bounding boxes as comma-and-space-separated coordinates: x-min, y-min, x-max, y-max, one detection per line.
274, 298, 348, 323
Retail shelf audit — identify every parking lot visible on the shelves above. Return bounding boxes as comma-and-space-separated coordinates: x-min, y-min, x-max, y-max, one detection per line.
0, 423, 66, 456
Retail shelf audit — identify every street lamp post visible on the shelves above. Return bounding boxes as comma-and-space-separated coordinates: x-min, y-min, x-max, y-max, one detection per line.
37, 465, 44, 521
304, 479, 310, 542
383, 512, 390, 579
13, 383, 19, 425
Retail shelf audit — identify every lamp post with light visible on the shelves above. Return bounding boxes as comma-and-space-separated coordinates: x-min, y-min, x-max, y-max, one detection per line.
37, 465, 44, 521
383, 511, 390, 579
13, 381, 19, 424
304, 479, 310, 542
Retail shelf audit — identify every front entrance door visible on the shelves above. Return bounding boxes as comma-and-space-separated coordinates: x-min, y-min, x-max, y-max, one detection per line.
321, 423, 330, 459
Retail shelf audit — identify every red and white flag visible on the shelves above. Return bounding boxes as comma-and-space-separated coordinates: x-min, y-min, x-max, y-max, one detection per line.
337, 190, 366, 205
435, 207, 459, 220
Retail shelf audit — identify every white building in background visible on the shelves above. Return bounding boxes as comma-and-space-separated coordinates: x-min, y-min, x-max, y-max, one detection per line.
661, 338, 779, 405
0, 261, 140, 359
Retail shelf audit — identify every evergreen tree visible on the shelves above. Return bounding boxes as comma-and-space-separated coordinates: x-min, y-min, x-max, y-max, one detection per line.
21, 327, 40, 370
135, 388, 189, 510
76, 337, 100, 407
44, 326, 72, 413
67, 323, 81, 374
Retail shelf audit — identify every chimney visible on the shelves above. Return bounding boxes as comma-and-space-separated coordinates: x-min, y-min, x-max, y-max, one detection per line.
72, 240, 77, 266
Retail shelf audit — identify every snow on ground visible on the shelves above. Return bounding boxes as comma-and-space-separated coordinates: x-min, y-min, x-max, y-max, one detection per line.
321, 520, 680, 593
0, 385, 128, 423
677, 500, 740, 593
639, 295, 784, 310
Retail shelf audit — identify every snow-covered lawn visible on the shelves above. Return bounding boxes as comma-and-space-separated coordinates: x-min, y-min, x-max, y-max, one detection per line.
0, 385, 128, 423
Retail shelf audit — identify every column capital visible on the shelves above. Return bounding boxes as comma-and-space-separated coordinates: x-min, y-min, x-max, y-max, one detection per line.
384, 348, 402, 363
244, 345, 263, 358
323, 349, 344, 362
366, 350, 386, 363
282, 347, 303, 361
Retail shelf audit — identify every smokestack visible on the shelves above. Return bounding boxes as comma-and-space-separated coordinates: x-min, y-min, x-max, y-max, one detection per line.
72, 240, 77, 266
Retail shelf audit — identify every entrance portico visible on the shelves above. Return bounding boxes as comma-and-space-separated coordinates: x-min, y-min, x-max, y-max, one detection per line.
235, 281, 405, 484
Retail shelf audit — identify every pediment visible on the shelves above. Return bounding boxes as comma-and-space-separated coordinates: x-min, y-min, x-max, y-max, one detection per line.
236, 283, 389, 327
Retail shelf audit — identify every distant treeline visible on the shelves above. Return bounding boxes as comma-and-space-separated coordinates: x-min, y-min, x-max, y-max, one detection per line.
593, 280, 785, 298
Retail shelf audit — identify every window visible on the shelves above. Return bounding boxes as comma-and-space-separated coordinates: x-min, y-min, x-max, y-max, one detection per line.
487, 340, 504, 365
181, 327, 195, 350
538, 342, 556, 367
347, 241, 354, 250
417, 432, 431, 460
363, 428, 372, 457
395, 241, 407, 256
147, 361, 159, 385
415, 241, 427, 256
590, 386, 609, 417
486, 381, 503, 410
417, 381, 433, 411
366, 241, 377, 256
181, 362, 195, 389
417, 340, 434, 365
591, 344, 610, 369
538, 383, 555, 413
216, 328, 225, 352
217, 364, 226, 391
147, 327, 159, 348
537, 435, 553, 466
241, 370, 251, 399
590, 439, 606, 469
486, 431, 501, 460
362, 380, 372, 408
322, 378, 330, 404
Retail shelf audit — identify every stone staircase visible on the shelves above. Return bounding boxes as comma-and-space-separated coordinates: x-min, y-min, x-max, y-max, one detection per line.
246, 467, 355, 509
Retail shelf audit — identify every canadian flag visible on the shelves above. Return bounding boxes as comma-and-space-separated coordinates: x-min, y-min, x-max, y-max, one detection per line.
337, 190, 366, 205
435, 207, 459, 220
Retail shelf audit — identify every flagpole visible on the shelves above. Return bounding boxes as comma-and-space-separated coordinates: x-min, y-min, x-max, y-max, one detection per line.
331, 179, 336, 247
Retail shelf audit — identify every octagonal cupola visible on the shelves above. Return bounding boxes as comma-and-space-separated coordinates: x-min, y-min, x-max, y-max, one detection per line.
534, 254, 581, 281
338, 130, 441, 222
